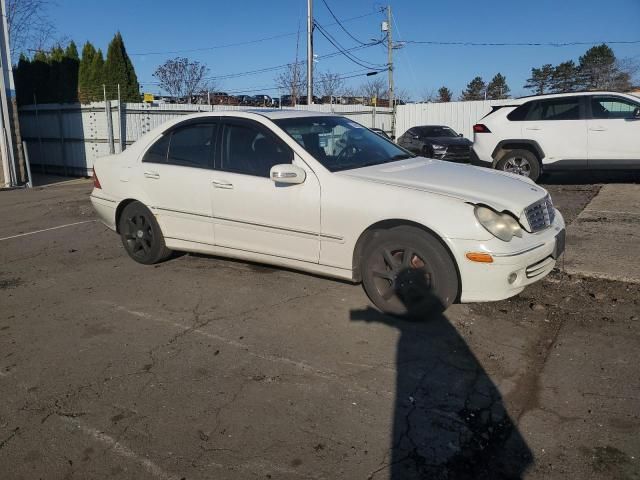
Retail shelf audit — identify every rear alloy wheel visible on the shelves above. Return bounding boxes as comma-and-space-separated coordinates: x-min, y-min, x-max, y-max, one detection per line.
361, 226, 459, 318
118, 201, 172, 265
496, 149, 541, 182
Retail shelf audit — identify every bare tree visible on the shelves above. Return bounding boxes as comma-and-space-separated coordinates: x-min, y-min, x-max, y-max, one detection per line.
394, 87, 411, 104
153, 57, 209, 103
6, 0, 57, 60
359, 78, 386, 100
316, 71, 344, 99
420, 88, 437, 103
275, 62, 304, 105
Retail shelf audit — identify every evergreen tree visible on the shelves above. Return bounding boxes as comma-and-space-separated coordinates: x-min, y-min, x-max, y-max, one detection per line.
78, 41, 97, 103
104, 32, 140, 101
437, 86, 452, 102
460, 76, 486, 101
88, 49, 105, 102
550, 61, 580, 93
48, 45, 65, 103
61, 41, 79, 102
524, 64, 554, 95
578, 44, 631, 91
14, 54, 33, 106
31, 50, 51, 103
486, 73, 510, 99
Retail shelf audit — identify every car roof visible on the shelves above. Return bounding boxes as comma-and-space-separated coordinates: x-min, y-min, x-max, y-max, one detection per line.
147, 109, 338, 135
514, 91, 638, 102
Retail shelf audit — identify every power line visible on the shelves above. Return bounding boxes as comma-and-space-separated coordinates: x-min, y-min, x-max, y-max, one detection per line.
128, 9, 383, 56
399, 39, 640, 47
314, 21, 387, 70
319, 0, 376, 46
141, 43, 384, 85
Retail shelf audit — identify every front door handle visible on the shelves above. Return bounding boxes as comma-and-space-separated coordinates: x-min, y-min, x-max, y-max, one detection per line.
589, 126, 607, 131
212, 179, 233, 189
144, 170, 160, 179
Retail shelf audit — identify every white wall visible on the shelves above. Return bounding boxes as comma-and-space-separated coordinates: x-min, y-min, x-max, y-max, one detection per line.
395, 99, 513, 139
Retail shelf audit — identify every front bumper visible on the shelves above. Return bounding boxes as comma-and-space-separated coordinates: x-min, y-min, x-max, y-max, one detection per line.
450, 209, 566, 303
433, 146, 471, 164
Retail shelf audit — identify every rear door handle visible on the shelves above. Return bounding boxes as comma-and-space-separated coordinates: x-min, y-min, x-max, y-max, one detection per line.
589, 127, 607, 131
212, 179, 233, 189
525, 126, 541, 131
144, 170, 160, 179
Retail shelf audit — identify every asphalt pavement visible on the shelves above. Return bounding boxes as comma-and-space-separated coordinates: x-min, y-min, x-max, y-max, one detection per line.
0, 179, 638, 479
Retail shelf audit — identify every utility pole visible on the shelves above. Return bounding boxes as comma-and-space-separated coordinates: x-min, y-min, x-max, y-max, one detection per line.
306, 0, 314, 105
386, 5, 394, 112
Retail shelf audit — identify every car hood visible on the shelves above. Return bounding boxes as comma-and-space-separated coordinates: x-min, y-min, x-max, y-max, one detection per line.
422, 136, 471, 146
338, 157, 547, 215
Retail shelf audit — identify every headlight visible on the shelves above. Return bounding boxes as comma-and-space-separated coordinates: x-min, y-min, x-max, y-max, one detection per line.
474, 206, 523, 242
431, 144, 446, 150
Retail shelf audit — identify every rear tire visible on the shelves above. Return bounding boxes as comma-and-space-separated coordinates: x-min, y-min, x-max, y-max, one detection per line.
496, 149, 541, 182
361, 226, 459, 319
118, 201, 172, 265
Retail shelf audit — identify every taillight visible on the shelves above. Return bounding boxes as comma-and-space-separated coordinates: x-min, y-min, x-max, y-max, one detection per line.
473, 124, 491, 133
93, 169, 102, 189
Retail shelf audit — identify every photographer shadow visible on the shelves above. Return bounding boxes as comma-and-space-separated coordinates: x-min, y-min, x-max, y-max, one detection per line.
351, 278, 532, 479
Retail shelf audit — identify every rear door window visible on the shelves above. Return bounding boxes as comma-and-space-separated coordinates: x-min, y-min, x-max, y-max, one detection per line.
167, 124, 216, 168
142, 134, 170, 164
525, 98, 582, 121
142, 122, 217, 168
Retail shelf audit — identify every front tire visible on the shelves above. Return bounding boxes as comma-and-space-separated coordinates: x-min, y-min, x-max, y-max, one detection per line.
361, 226, 459, 318
118, 201, 172, 265
496, 149, 541, 182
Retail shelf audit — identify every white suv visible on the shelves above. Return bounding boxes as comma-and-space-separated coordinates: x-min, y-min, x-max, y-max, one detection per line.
471, 91, 640, 181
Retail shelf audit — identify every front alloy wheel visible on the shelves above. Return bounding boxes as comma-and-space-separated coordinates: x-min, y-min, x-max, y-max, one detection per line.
361, 227, 458, 318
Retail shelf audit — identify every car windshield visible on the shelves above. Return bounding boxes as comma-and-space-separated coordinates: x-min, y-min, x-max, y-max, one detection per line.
274, 116, 413, 172
416, 126, 458, 137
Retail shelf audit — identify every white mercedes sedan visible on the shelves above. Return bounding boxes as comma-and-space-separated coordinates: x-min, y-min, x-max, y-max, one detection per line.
90, 110, 565, 317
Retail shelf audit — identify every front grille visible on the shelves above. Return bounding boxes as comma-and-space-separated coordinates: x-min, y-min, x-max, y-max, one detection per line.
524, 195, 555, 232
447, 145, 470, 153
441, 145, 471, 162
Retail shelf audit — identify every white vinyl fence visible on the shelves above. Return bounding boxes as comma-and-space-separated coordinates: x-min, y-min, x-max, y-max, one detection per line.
19, 99, 511, 176
395, 99, 513, 140
18, 102, 393, 176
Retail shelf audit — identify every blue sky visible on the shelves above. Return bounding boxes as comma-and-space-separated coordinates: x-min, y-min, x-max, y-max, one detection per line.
49, 0, 640, 100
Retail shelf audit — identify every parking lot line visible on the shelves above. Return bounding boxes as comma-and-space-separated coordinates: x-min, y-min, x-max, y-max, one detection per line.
61, 416, 180, 480
108, 303, 393, 397
0, 220, 97, 242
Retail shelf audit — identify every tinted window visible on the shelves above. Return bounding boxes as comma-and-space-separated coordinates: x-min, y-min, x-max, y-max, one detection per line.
591, 96, 639, 119
142, 134, 170, 163
168, 124, 216, 168
526, 98, 582, 121
507, 103, 531, 121
222, 123, 292, 177
415, 126, 458, 137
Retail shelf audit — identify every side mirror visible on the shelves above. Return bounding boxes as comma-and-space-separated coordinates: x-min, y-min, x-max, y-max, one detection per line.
270, 164, 306, 184
458, 133, 464, 137
412, 135, 419, 139
634, 107, 640, 119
